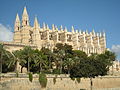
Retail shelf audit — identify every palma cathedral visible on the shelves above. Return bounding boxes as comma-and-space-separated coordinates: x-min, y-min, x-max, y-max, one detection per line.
2, 7, 106, 54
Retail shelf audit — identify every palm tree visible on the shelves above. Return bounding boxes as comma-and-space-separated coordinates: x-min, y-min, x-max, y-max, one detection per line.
0, 44, 9, 73
14, 46, 35, 73
63, 57, 74, 74
56, 50, 65, 74
0, 44, 11, 80
23, 46, 34, 72
33, 50, 47, 73
8, 51, 24, 73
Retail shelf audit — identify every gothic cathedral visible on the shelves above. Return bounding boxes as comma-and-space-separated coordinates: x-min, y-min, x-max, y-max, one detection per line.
13, 7, 106, 54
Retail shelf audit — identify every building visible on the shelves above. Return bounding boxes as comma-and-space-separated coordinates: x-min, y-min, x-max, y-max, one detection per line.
2, 7, 106, 54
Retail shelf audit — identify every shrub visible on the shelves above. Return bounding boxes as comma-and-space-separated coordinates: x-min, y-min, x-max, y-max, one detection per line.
29, 72, 33, 82
53, 74, 57, 84
39, 73, 47, 88
70, 77, 75, 81
16, 71, 19, 77
76, 78, 81, 83
53, 77, 56, 84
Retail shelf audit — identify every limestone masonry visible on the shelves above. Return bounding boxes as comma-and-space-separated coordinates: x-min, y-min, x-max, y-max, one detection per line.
13, 7, 106, 54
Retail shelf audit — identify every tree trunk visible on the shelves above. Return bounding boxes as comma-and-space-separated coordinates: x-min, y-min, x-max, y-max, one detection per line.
39, 63, 40, 73
21, 66, 23, 73
15, 61, 18, 72
40, 63, 42, 72
90, 77, 93, 90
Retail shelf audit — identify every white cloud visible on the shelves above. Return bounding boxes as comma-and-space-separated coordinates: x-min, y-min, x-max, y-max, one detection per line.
0, 24, 13, 41
111, 45, 120, 61
111, 45, 120, 54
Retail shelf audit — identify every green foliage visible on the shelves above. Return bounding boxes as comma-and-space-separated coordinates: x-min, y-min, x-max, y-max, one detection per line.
76, 78, 81, 83
70, 51, 116, 78
53, 75, 57, 84
53, 77, 56, 84
39, 73, 47, 88
29, 72, 33, 82
53, 69, 60, 74
70, 77, 75, 81
16, 71, 19, 77
0, 44, 15, 73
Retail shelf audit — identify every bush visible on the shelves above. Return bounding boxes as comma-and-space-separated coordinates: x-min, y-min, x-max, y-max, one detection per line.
39, 73, 47, 88
53, 77, 56, 84
16, 71, 19, 77
53, 75, 57, 84
76, 78, 81, 83
29, 72, 33, 82
70, 77, 75, 81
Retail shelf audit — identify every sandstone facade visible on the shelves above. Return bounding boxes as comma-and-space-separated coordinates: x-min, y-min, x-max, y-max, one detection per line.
13, 7, 106, 54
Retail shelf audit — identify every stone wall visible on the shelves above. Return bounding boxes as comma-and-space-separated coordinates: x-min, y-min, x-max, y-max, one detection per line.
0, 74, 120, 90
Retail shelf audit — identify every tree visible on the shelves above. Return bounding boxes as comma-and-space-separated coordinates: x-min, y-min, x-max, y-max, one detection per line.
0, 44, 15, 73
70, 51, 116, 90
14, 46, 35, 73
8, 50, 20, 72
98, 50, 116, 75
63, 57, 74, 74
41, 47, 53, 70
32, 49, 48, 73
0, 44, 5, 74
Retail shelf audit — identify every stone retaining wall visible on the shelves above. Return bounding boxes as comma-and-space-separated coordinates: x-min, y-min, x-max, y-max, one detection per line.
0, 74, 120, 90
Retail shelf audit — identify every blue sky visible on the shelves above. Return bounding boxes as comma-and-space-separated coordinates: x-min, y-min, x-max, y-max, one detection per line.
0, 0, 120, 59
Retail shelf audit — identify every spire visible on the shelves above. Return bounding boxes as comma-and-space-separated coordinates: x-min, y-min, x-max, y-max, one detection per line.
64, 27, 67, 32
43, 22, 46, 30
52, 24, 55, 30
86, 29, 88, 35
34, 17, 39, 29
46, 24, 49, 30
14, 13, 20, 31
22, 6, 29, 26
92, 29, 95, 36
23, 6, 28, 16
15, 13, 20, 22
76, 30, 78, 33
60, 25, 63, 31
72, 26, 74, 33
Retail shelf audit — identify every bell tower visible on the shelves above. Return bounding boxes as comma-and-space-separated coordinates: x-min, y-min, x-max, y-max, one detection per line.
13, 13, 21, 43
22, 6, 29, 27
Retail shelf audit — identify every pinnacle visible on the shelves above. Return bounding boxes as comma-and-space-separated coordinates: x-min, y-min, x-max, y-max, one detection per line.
23, 6, 28, 16
34, 17, 39, 28
72, 26, 74, 33
15, 13, 20, 22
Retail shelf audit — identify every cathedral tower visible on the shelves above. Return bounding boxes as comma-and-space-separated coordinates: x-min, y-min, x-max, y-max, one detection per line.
13, 13, 21, 43
21, 7, 31, 44
32, 17, 41, 45
22, 6, 29, 27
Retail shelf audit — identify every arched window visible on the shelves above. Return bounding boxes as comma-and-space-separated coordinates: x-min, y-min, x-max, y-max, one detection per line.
26, 21, 27, 25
